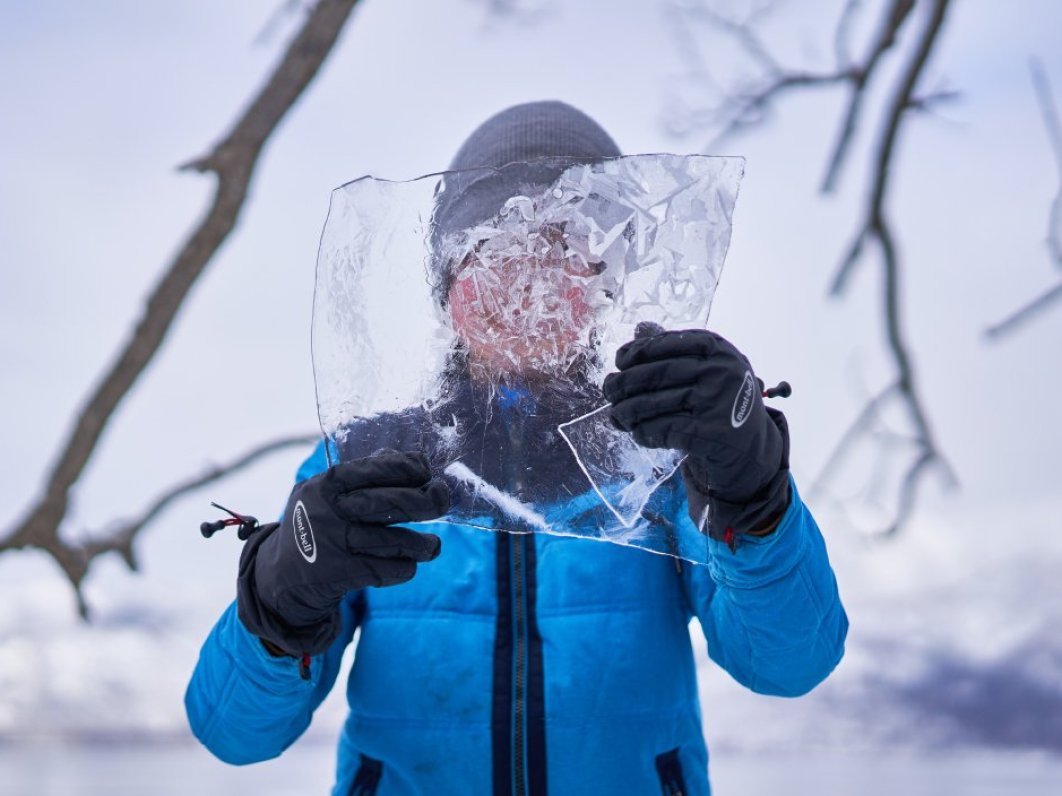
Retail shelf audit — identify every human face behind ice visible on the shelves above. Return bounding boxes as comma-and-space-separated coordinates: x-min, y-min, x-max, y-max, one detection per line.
447, 224, 603, 380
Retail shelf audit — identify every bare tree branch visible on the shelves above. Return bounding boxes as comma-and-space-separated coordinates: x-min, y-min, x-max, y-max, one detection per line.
984, 282, 1062, 340
668, 0, 916, 190
1, 0, 361, 601
81, 433, 320, 565
824, 0, 958, 534
75, 435, 317, 617
829, 0, 948, 294
711, 70, 854, 149
820, 0, 915, 192
879, 447, 934, 536
808, 380, 899, 500
685, 3, 784, 73
673, 2, 854, 150
671, 0, 958, 536
834, 0, 864, 67
985, 58, 1062, 341
905, 86, 961, 113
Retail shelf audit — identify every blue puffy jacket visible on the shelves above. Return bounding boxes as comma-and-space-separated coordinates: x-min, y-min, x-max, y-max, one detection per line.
187, 437, 847, 795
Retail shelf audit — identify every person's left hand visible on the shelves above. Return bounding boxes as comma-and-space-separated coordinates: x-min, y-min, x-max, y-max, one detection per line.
602, 328, 790, 544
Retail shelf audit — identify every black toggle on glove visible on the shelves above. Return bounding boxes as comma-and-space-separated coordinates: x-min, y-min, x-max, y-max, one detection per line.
237, 450, 450, 656
602, 328, 790, 545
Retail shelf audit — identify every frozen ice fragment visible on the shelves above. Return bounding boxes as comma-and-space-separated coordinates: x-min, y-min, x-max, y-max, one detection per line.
312, 154, 743, 564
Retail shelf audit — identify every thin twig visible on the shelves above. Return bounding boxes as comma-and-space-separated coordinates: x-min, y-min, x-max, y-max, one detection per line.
1036, 60, 1062, 269
96, 435, 319, 617
834, 0, 864, 67
808, 380, 899, 501
826, 0, 958, 534
1, 0, 361, 599
670, 0, 957, 536
82, 433, 320, 567
821, 0, 917, 192
830, 0, 949, 297
670, 0, 914, 174
905, 86, 961, 113
685, 3, 783, 74
984, 281, 1062, 340
709, 70, 854, 151
679, 2, 853, 150
985, 58, 1062, 340
879, 448, 934, 536
6, 434, 319, 618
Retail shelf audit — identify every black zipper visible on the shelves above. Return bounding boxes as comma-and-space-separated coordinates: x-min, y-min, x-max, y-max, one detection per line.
513, 534, 528, 796
348, 753, 383, 796
655, 748, 687, 796
509, 418, 529, 796
492, 398, 546, 796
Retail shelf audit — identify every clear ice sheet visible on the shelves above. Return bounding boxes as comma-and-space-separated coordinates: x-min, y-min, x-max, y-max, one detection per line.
312, 154, 743, 564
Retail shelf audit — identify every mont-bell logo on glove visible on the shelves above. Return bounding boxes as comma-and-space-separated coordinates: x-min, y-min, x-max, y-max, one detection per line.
292, 501, 317, 563
731, 371, 756, 429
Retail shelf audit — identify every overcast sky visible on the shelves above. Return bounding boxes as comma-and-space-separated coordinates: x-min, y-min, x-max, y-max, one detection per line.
0, 2, 1060, 736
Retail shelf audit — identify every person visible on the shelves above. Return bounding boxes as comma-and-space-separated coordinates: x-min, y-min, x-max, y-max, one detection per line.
186, 101, 848, 796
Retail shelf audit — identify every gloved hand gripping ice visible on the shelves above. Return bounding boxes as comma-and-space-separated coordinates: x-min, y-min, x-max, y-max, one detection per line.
237, 450, 449, 656
602, 329, 790, 544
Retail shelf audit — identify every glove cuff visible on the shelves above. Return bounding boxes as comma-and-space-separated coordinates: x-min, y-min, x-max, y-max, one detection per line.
236, 522, 342, 656
682, 407, 792, 546
683, 465, 791, 543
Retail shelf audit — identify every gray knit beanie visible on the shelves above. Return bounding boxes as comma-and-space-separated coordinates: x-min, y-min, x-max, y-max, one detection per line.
450, 100, 619, 169
432, 101, 621, 302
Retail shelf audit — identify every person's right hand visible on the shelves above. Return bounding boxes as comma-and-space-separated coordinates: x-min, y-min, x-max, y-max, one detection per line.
237, 450, 450, 656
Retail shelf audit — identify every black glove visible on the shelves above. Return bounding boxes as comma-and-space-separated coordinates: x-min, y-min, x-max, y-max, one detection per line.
602, 328, 790, 544
237, 450, 450, 656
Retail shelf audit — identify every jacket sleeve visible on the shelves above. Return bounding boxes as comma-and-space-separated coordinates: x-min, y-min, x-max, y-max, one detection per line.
184, 440, 358, 764
679, 476, 848, 697
184, 594, 360, 764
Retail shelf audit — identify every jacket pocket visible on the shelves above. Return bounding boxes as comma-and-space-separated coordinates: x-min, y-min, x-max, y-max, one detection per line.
348, 753, 383, 796
655, 747, 688, 796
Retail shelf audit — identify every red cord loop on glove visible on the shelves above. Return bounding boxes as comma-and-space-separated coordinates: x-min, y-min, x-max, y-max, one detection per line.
200, 502, 261, 540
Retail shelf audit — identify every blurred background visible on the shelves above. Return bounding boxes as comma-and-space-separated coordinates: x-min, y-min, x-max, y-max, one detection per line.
1, 1, 1060, 793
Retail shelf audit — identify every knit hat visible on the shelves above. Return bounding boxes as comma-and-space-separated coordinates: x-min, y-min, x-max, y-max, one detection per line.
431, 101, 621, 302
